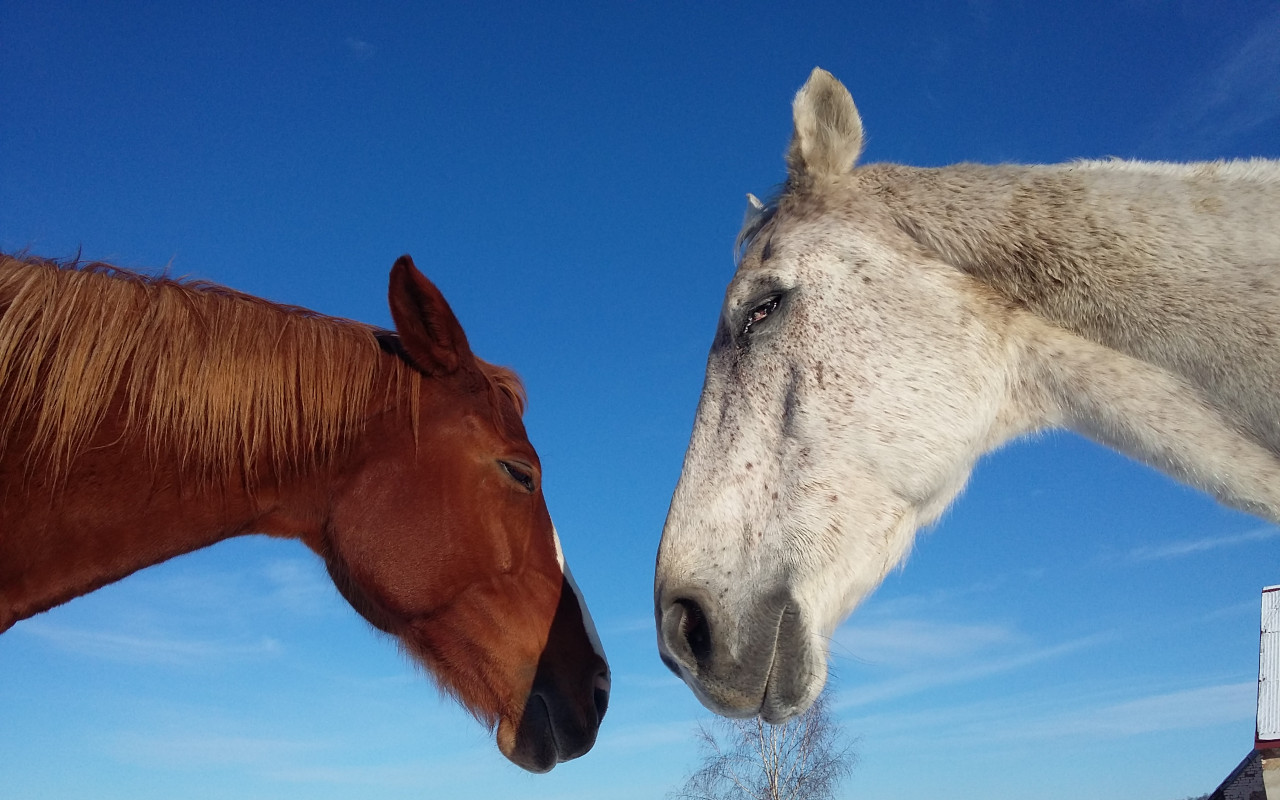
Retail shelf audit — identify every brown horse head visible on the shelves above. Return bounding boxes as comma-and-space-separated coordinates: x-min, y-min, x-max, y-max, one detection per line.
0, 252, 605, 771
319, 256, 608, 771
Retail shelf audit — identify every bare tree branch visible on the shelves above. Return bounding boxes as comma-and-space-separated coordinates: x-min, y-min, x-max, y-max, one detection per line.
668, 689, 858, 800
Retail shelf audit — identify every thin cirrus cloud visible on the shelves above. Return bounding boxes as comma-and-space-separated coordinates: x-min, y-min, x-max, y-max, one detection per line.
108, 731, 328, 769
834, 630, 1112, 709
844, 680, 1255, 750
1007, 681, 1256, 740
13, 620, 283, 665
67, 554, 338, 621
264, 762, 453, 789
1128, 525, 1280, 562
590, 720, 697, 754
344, 37, 375, 60
260, 557, 342, 615
1154, 9, 1280, 151
832, 618, 1019, 667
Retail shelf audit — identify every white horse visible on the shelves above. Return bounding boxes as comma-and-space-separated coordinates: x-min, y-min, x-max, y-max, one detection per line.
654, 68, 1280, 723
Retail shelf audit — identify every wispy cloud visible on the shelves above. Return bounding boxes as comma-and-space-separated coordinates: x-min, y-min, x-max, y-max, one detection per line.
833, 619, 1018, 667
49, 551, 344, 625
257, 735, 506, 788
1011, 681, 1255, 739
261, 557, 340, 615
110, 731, 327, 768
844, 680, 1254, 750
592, 720, 697, 754
13, 620, 282, 665
835, 632, 1111, 708
344, 37, 375, 60
1128, 525, 1280, 561
848, 579, 1006, 622
1153, 9, 1280, 151
266, 762, 443, 788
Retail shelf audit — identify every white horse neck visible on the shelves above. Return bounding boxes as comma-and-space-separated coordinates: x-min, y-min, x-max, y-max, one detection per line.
863, 159, 1280, 519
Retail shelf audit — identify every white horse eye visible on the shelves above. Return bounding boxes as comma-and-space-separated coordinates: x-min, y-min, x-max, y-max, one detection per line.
743, 295, 781, 336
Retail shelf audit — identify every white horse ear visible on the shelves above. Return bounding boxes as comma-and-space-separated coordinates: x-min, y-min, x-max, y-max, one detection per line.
786, 67, 864, 184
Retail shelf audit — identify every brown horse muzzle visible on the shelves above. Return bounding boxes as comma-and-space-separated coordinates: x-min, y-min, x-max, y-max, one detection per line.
500, 572, 610, 772
504, 664, 609, 772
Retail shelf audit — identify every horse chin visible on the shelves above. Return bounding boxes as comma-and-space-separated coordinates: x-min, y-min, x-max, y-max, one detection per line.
688, 637, 827, 724
749, 606, 828, 723
496, 693, 564, 774
760, 636, 828, 723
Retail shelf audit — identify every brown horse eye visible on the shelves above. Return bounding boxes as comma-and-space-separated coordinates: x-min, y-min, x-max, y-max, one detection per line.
500, 461, 535, 492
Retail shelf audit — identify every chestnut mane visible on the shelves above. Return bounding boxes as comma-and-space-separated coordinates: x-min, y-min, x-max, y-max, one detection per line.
0, 254, 524, 486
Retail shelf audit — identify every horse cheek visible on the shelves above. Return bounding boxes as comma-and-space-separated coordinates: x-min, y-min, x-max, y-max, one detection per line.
326, 453, 459, 624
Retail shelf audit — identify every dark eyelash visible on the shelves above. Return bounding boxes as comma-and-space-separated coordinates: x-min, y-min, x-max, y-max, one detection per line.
501, 461, 535, 492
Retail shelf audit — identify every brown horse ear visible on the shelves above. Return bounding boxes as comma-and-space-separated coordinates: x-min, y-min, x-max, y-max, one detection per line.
388, 255, 474, 375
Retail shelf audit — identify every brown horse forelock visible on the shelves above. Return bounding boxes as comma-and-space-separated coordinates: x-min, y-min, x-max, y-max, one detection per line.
0, 254, 524, 488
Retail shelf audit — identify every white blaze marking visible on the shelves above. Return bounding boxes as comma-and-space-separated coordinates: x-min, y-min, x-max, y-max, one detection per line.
552, 525, 608, 671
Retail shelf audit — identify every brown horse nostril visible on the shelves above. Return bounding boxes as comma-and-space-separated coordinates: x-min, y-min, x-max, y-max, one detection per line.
675, 597, 712, 666
593, 669, 610, 722
594, 686, 609, 721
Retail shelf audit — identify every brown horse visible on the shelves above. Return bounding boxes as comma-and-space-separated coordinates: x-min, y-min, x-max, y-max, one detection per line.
0, 252, 608, 772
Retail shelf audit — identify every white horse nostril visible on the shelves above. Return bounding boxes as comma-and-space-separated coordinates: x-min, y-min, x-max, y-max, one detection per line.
676, 598, 712, 664
659, 593, 716, 673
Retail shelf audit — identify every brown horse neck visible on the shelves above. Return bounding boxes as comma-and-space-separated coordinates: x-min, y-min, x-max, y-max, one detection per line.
0, 352, 416, 634
0, 445, 339, 633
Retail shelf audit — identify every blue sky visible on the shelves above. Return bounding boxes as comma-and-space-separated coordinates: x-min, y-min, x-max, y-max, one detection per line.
2, 2, 1278, 798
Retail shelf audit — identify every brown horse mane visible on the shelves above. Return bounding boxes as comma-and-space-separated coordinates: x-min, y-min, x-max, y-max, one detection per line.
0, 253, 525, 487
